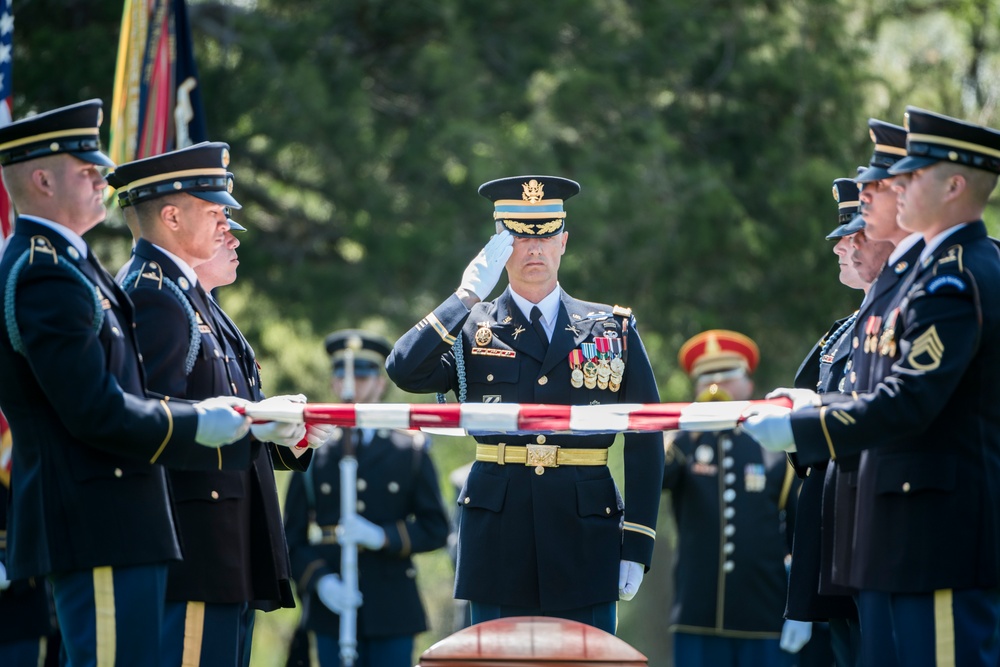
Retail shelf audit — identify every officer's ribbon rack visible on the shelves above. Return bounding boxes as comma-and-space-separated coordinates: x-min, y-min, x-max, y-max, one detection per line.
239, 398, 791, 436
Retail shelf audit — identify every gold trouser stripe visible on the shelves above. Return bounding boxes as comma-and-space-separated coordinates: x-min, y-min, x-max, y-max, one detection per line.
778, 461, 795, 511
183, 601, 206, 667
93, 566, 116, 667
36, 636, 47, 667
475, 443, 608, 465
308, 630, 320, 667
819, 406, 837, 460
934, 589, 956, 667
151, 399, 174, 464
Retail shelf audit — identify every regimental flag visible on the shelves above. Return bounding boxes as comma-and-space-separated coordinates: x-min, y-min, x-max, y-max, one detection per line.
0, 409, 11, 489
0, 2, 14, 239
109, 0, 207, 166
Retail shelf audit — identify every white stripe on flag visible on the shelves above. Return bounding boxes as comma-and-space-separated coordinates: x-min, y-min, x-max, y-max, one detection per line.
460, 403, 520, 432
355, 403, 411, 429
569, 404, 641, 432
677, 400, 750, 432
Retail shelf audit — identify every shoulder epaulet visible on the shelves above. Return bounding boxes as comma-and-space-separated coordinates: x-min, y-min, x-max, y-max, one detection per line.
122, 262, 201, 375
5, 241, 102, 356
612, 304, 633, 318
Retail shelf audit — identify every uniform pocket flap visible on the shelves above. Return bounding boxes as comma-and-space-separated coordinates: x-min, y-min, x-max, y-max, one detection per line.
170, 470, 246, 502
874, 453, 956, 495
576, 476, 622, 518
460, 468, 508, 512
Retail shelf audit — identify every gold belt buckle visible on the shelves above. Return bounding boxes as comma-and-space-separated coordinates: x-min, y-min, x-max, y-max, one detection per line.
526, 443, 560, 468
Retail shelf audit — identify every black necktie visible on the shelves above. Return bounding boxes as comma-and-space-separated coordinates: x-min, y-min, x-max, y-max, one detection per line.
530, 306, 548, 350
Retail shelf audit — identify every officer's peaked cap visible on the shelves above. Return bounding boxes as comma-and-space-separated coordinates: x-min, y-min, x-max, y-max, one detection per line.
0, 99, 114, 168
325, 329, 392, 376
890, 106, 1000, 175
112, 142, 240, 208
857, 119, 907, 183
478, 175, 580, 238
679, 330, 760, 380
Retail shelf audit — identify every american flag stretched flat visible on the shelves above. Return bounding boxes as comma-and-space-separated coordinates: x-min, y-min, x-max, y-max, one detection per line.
240, 398, 792, 435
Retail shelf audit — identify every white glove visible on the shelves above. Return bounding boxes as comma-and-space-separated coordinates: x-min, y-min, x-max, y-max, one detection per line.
315, 573, 362, 614
0, 561, 10, 591
193, 397, 252, 448
741, 404, 796, 453
766, 387, 822, 411
780, 619, 813, 653
249, 394, 308, 447
618, 560, 644, 601
459, 230, 514, 300
337, 514, 386, 550
303, 424, 336, 449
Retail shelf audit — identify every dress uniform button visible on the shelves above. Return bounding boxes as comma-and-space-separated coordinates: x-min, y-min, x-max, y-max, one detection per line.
724, 542, 735, 554
724, 472, 736, 485
605, 507, 611, 515
722, 457, 734, 469
538, 376, 548, 386
214, 349, 221, 358
320, 483, 333, 495
138, 353, 143, 363
850, 371, 857, 384
463, 497, 470, 505
487, 374, 494, 382
132, 322, 136, 329
902, 482, 911, 493
111, 326, 120, 336
724, 524, 735, 536
853, 336, 860, 349
114, 468, 123, 478
723, 489, 736, 503
722, 438, 733, 451
536, 435, 546, 445
535, 465, 545, 475
388, 481, 400, 493
357, 479, 367, 492
406, 568, 417, 578
211, 490, 220, 500
357, 501, 366, 512
723, 560, 735, 573
724, 507, 735, 519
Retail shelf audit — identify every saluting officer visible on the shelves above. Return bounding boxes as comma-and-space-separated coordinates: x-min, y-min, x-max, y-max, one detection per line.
0, 100, 250, 666
284, 330, 449, 667
386, 175, 663, 634
664, 331, 805, 666
113, 144, 328, 667
746, 108, 1000, 666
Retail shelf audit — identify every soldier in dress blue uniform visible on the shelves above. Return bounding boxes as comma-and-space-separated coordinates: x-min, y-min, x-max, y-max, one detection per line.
385, 175, 664, 634
745, 108, 1000, 666
0, 100, 251, 666
785, 177, 893, 667
284, 330, 449, 667
0, 412, 60, 667
112, 144, 328, 667
664, 331, 804, 667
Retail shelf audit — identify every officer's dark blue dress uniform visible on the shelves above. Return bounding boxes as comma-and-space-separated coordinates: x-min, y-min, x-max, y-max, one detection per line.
284, 426, 449, 666
387, 176, 663, 635
114, 143, 311, 667
791, 108, 1000, 666
0, 101, 250, 667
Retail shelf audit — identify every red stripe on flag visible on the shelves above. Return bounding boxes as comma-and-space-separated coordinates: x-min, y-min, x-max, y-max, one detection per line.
518, 404, 572, 431
302, 403, 356, 427
410, 404, 461, 428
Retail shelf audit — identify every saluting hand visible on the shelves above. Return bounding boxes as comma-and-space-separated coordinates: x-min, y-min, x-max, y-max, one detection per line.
458, 230, 514, 301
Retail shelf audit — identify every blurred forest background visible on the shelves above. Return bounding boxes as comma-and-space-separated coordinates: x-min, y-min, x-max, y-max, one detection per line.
10, 0, 1000, 664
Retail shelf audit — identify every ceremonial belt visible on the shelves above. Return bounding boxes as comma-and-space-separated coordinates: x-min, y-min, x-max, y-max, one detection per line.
476, 443, 608, 467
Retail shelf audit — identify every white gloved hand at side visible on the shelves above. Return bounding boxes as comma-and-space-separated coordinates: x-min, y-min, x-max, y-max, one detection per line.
193, 397, 252, 448
315, 573, 362, 614
0, 561, 10, 591
766, 387, 822, 411
780, 619, 813, 653
459, 230, 514, 300
337, 514, 386, 550
618, 560, 644, 601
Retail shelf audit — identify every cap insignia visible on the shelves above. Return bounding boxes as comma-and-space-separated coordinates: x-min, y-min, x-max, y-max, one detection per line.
903, 112, 910, 131
869, 128, 877, 143
97, 108, 104, 127
227, 176, 234, 193
221, 148, 230, 167
521, 179, 545, 202
832, 185, 840, 202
